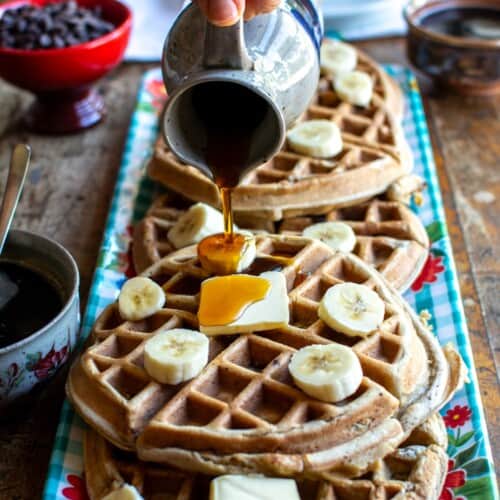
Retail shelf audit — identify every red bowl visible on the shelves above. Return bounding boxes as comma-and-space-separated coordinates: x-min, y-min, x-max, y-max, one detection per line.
0, 0, 132, 132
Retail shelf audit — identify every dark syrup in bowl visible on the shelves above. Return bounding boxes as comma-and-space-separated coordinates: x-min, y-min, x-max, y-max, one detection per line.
420, 7, 500, 40
0, 262, 63, 349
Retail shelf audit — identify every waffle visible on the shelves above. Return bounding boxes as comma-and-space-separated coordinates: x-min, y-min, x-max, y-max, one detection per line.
67, 234, 463, 476
84, 413, 448, 500
133, 193, 429, 293
312, 41, 408, 163
148, 46, 412, 222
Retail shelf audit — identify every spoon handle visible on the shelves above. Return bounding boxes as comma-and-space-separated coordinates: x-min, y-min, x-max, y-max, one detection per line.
0, 144, 31, 254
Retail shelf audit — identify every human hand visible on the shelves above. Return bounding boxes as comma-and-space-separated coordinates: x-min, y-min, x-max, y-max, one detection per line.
197, 0, 281, 27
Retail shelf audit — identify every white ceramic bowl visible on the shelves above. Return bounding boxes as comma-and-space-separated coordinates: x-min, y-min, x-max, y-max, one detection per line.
0, 230, 80, 409
322, 0, 407, 39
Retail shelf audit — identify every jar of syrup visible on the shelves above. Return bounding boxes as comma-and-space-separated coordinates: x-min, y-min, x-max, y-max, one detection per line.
161, 0, 323, 184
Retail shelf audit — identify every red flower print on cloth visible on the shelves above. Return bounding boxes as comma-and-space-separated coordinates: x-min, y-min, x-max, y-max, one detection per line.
26, 344, 69, 380
146, 78, 167, 112
62, 474, 89, 500
124, 243, 137, 279
110, 225, 137, 278
124, 225, 137, 279
439, 460, 466, 500
444, 405, 472, 429
411, 254, 445, 292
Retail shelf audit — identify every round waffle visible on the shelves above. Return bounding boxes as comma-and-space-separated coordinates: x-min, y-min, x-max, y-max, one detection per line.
84, 413, 448, 500
67, 235, 463, 477
147, 45, 412, 222
133, 193, 429, 293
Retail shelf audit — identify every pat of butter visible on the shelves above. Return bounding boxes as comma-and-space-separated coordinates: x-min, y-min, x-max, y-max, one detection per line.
199, 271, 289, 336
210, 475, 300, 500
102, 484, 143, 500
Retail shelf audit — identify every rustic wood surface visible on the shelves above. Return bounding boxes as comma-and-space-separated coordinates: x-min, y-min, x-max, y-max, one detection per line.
0, 38, 497, 498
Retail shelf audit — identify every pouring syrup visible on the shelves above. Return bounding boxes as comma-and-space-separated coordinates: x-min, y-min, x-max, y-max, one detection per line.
191, 82, 268, 275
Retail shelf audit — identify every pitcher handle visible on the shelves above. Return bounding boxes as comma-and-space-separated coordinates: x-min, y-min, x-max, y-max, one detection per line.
203, 17, 253, 70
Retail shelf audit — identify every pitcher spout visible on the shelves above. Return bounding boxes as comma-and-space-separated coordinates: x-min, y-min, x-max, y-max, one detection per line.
161, 1, 321, 182
162, 73, 286, 181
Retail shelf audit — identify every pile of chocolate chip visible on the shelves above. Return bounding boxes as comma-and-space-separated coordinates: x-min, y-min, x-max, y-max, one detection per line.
0, 1, 115, 50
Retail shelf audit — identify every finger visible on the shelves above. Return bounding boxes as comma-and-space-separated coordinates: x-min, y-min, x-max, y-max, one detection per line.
197, 0, 245, 27
244, 0, 281, 20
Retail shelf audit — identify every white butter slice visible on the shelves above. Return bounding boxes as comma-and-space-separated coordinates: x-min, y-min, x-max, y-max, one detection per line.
102, 484, 143, 500
200, 271, 289, 336
210, 475, 300, 500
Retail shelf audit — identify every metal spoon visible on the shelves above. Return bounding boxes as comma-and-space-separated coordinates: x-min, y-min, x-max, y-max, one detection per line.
0, 144, 31, 252
0, 144, 31, 309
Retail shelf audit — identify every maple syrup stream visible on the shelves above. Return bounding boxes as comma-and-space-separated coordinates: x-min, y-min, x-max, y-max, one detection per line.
192, 82, 268, 271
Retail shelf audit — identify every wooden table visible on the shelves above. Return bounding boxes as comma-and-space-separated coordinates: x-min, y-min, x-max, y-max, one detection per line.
0, 38, 497, 498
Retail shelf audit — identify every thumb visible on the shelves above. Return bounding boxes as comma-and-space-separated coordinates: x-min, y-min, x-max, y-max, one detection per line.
197, 0, 245, 27
244, 0, 281, 19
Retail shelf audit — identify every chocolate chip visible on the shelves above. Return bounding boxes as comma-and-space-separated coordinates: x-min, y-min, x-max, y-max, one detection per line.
74, 29, 89, 43
40, 15, 53, 31
15, 18, 27, 33
28, 22, 41, 36
38, 33, 51, 48
1, 35, 15, 48
0, 1, 116, 50
64, 34, 79, 46
52, 35, 65, 48
50, 21, 67, 35
1, 14, 15, 28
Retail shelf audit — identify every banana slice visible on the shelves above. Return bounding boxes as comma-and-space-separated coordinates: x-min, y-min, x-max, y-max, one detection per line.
198, 231, 256, 275
102, 484, 143, 500
236, 231, 257, 271
289, 343, 363, 402
118, 277, 165, 321
144, 328, 209, 385
303, 221, 356, 252
168, 202, 236, 249
334, 71, 374, 108
287, 120, 343, 159
320, 41, 357, 77
319, 283, 385, 337
210, 475, 300, 500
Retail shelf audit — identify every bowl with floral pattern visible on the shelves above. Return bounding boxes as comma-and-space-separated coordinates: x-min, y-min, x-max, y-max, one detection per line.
0, 230, 80, 409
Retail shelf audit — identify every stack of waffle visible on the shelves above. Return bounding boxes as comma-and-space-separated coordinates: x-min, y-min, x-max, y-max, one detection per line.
66, 43, 467, 499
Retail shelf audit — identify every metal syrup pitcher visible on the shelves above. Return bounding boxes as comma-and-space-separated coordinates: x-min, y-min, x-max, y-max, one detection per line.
161, 0, 323, 183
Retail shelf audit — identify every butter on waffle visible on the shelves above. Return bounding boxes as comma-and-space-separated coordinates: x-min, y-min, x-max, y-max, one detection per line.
67, 235, 463, 476
147, 45, 412, 222
133, 193, 429, 293
84, 413, 448, 500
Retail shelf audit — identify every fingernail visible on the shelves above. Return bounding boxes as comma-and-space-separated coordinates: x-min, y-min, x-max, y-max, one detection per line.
208, 0, 239, 26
